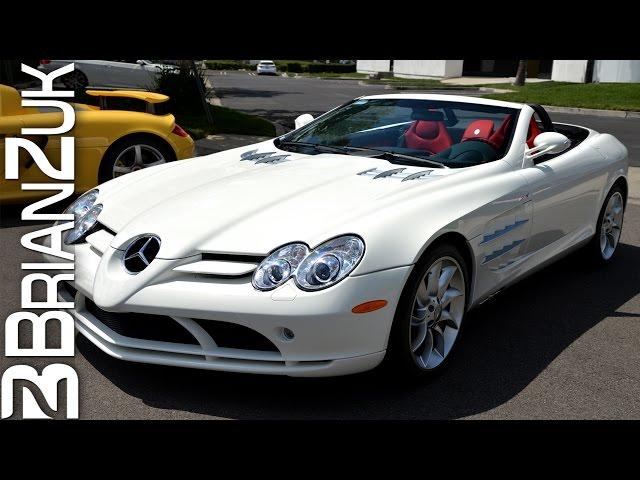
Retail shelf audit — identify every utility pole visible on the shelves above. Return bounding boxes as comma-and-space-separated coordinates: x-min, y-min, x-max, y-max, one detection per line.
514, 60, 527, 86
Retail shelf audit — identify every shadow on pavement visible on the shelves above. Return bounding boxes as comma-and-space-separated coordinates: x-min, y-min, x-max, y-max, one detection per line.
77, 240, 640, 420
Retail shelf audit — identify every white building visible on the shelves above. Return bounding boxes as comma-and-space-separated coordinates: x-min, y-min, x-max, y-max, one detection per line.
357, 60, 640, 83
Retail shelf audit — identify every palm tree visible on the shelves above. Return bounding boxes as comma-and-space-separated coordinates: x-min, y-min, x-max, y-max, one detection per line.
514, 60, 527, 86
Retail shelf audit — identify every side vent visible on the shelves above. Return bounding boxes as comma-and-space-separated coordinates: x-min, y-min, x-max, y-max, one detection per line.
358, 167, 433, 181
241, 150, 290, 164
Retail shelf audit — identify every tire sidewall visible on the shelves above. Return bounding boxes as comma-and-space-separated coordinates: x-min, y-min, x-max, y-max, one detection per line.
387, 243, 470, 378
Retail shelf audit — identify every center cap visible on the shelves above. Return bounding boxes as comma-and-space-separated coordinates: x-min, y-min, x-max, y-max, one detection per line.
425, 297, 442, 325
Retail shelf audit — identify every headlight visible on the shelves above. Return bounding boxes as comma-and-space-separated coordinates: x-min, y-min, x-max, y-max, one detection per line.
252, 243, 309, 291
62, 189, 102, 245
64, 188, 98, 219
295, 236, 365, 291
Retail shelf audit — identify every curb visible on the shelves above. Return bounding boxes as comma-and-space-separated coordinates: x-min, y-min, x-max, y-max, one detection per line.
541, 105, 640, 119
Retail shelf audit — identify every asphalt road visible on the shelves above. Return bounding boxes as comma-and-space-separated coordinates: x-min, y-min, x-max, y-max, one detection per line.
1, 73, 639, 419
208, 71, 640, 167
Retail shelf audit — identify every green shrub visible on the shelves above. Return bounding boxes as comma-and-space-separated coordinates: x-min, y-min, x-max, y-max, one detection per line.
285, 62, 304, 73
204, 60, 247, 70
154, 67, 210, 115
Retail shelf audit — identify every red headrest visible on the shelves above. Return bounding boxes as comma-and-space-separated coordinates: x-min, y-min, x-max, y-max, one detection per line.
462, 120, 495, 142
487, 115, 513, 150
414, 120, 439, 139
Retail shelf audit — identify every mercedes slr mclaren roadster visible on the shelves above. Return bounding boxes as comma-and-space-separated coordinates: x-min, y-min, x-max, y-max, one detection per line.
48, 94, 629, 377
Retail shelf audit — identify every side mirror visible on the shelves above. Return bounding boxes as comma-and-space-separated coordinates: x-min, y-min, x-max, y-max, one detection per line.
136, 60, 147, 66
294, 114, 314, 129
524, 132, 570, 164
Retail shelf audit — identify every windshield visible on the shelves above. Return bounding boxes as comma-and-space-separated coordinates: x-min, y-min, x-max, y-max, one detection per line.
279, 98, 520, 168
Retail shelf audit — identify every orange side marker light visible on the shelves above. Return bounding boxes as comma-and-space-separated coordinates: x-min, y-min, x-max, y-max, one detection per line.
351, 300, 388, 314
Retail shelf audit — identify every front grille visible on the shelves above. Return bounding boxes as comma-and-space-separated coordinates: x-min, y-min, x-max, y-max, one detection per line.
85, 299, 199, 345
193, 319, 279, 352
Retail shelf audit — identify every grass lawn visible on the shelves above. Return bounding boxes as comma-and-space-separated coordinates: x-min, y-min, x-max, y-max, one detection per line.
481, 81, 640, 111
178, 104, 276, 140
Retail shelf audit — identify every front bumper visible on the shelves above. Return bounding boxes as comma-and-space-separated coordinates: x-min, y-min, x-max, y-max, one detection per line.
53, 240, 412, 377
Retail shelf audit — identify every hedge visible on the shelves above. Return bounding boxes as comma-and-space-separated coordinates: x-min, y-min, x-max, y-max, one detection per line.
204, 60, 247, 70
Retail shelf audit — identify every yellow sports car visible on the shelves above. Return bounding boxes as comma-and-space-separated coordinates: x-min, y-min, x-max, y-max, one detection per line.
0, 84, 195, 204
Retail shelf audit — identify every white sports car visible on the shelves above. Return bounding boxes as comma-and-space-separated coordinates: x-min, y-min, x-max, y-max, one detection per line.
49, 94, 629, 378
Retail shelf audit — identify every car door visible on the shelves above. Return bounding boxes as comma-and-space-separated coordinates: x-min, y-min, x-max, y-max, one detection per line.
518, 108, 606, 259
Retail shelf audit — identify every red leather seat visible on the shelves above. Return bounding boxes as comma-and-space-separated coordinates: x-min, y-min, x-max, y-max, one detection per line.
487, 115, 513, 150
403, 120, 453, 154
461, 119, 495, 144
526, 118, 542, 148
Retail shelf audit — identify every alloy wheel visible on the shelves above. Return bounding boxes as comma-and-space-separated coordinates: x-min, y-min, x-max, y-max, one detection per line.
112, 144, 167, 178
600, 191, 624, 260
410, 256, 466, 370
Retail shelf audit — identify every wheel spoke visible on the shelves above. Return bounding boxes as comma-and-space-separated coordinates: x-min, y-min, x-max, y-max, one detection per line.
415, 279, 429, 306
441, 287, 462, 308
113, 165, 132, 174
134, 145, 143, 166
418, 330, 434, 363
411, 311, 426, 326
411, 323, 428, 353
438, 265, 457, 299
432, 326, 446, 357
438, 309, 459, 330
426, 261, 442, 296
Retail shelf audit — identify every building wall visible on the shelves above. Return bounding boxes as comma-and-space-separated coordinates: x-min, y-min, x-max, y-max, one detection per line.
594, 60, 640, 82
393, 60, 464, 79
551, 60, 588, 83
356, 60, 391, 74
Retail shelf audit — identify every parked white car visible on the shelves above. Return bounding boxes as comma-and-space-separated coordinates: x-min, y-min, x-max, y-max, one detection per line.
37, 59, 179, 90
49, 94, 628, 378
256, 60, 277, 75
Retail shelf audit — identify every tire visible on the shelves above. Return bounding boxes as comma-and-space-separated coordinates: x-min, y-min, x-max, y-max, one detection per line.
584, 184, 625, 264
98, 136, 175, 184
386, 243, 470, 378
61, 70, 88, 91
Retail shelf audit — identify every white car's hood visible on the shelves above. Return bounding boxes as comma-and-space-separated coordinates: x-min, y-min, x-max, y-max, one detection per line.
98, 143, 457, 259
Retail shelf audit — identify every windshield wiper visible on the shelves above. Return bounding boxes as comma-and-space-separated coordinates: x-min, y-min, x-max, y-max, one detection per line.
275, 140, 351, 155
345, 147, 448, 169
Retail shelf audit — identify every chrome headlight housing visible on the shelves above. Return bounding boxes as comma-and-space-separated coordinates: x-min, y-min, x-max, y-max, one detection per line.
252, 243, 309, 291
295, 236, 365, 291
62, 189, 102, 245
252, 235, 365, 292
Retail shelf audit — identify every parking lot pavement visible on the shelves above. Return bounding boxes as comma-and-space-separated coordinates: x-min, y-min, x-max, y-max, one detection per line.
207, 70, 640, 167
1, 199, 640, 419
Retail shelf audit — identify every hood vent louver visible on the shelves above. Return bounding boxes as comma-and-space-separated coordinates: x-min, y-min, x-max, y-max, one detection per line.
241, 150, 291, 164
358, 167, 433, 181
